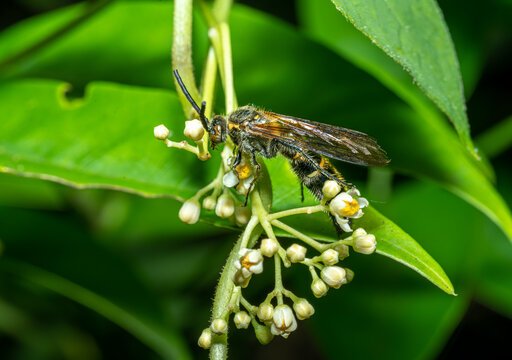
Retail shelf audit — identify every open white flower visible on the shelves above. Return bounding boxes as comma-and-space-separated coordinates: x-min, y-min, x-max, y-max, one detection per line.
270, 305, 297, 338
235, 248, 263, 278
329, 188, 369, 232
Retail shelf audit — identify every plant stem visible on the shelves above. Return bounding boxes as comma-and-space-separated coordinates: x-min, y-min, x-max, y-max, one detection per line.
271, 219, 327, 252
267, 204, 327, 221
210, 224, 262, 360
172, 0, 201, 117
274, 255, 284, 305
0, 0, 114, 74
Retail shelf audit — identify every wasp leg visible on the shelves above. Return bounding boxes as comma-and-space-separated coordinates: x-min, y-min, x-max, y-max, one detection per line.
251, 151, 261, 173
278, 140, 350, 188
241, 151, 262, 206
233, 147, 243, 168
300, 183, 305, 202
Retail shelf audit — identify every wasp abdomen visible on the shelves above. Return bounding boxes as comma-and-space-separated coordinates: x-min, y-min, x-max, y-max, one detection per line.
284, 150, 345, 200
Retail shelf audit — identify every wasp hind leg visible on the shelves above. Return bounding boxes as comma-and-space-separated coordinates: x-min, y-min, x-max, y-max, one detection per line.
240, 151, 261, 206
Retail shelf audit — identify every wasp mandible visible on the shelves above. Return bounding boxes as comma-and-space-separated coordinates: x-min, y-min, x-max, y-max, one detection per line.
173, 70, 389, 207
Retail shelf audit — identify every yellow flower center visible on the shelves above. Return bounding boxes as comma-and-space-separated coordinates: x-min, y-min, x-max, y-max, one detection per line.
340, 199, 360, 216
235, 164, 251, 179
241, 255, 255, 269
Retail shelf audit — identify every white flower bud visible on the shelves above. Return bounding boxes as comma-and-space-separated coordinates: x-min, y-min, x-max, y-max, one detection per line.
215, 193, 235, 218
233, 311, 251, 329
322, 180, 341, 200
223, 171, 239, 188
271, 305, 297, 338
321, 249, 339, 266
178, 200, 200, 224
321, 266, 347, 289
234, 206, 251, 226
260, 238, 278, 257
354, 234, 377, 254
184, 119, 204, 141
345, 268, 355, 283
334, 244, 350, 260
210, 318, 228, 334
293, 299, 315, 320
202, 195, 217, 210
353, 227, 367, 239
153, 124, 170, 140
286, 244, 307, 263
197, 328, 212, 349
257, 303, 274, 322
311, 278, 329, 298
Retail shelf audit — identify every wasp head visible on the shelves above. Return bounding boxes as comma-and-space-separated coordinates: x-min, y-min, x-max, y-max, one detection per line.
209, 115, 227, 149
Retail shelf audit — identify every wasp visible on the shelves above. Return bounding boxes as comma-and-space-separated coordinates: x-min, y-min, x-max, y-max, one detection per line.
174, 70, 389, 226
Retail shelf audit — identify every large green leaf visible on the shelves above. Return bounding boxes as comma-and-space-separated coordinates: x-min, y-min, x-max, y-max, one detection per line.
306, 180, 487, 360
320, 0, 474, 155
227, 7, 512, 242
0, 79, 217, 199
0, 172, 64, 210
266, 157, 454, 295
476, 115, 512, 158
475, 169, 512, 319
0, 2, 509, 273
0, 2, 510, 237
0, 207, 192, 360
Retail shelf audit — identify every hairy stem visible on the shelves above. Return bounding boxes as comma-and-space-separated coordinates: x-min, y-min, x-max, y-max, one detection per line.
172, 0, 201, 117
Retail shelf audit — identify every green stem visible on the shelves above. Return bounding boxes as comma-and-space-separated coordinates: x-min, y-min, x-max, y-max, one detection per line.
240, 296, 258, 316
0, 0, 114, 74
210, 225, 262, 360
271, 219, 327, 252
212, 0, 233, 21
274, 255, 284, 305
172, 0, 201, 117
267, 204, 326, 221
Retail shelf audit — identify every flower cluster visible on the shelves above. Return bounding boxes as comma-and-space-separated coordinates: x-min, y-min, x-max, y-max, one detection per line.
199, 190, 377, 348
154, 123, 379, 348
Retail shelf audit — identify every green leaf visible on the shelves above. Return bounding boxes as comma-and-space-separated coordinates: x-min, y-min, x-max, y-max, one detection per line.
0, 79, 218, 199
475, 169, 512, 319
0, 1, 181, 90
308, 280, 467, 360
0, 172, 64, 210
476, 115, 512, 158
297, 0, 443, 132
228, 7, 512, 242
266, 157, 455, 295
319, 0, 474, 155
0, 207, 192, 360
303, 180, 495, 360
0, 2, 511, 244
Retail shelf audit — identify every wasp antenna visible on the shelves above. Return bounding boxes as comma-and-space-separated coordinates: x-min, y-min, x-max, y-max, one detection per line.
173, 69, 210, 130
200, 101, 206, 118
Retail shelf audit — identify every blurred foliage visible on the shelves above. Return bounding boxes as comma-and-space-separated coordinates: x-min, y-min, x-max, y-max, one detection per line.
0, 0, 511, 359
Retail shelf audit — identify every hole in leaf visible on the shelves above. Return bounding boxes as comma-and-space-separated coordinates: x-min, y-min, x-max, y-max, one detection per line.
56, 83, 86, 109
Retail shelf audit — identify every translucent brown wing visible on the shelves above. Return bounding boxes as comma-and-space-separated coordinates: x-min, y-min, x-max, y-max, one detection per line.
249, 112, 389, 166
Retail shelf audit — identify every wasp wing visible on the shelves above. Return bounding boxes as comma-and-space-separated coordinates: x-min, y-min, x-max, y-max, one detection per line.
249, 112, 389, 166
